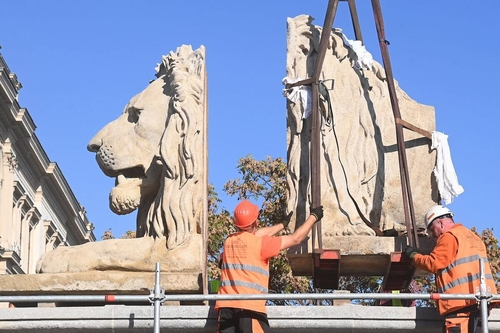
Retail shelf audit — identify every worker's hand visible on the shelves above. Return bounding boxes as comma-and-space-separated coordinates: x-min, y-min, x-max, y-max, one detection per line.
310, 205, 324, 222
403, 246, 420, 259
281, 211, 293, 229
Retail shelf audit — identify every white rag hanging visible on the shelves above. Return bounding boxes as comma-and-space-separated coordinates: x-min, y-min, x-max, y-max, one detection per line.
431, 131, 464, 205
281, 29, 372, 119
335, 28, 374, 71
282, 77, 312, 119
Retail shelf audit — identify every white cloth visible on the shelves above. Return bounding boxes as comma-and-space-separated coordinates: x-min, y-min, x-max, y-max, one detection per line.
336, 28, 373, 71
282, 77, 312, 119
281, 30, 372, 119
431, 131, 464, 205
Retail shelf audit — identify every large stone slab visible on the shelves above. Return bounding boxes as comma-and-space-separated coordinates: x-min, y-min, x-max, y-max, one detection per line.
0, 271, 202, 296
0, 235, 205, 303
287, 236, 435, 276
0, 235, 205, 297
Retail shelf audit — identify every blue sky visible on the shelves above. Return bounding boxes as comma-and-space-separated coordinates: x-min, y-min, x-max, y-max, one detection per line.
1, 1, 499, 239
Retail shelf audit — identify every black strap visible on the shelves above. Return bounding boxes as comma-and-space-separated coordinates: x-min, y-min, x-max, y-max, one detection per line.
318, 80, 334, 127
445, 305, 480, 318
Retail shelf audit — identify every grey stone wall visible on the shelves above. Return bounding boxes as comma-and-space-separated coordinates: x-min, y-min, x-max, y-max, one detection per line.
1, 305, 499, 332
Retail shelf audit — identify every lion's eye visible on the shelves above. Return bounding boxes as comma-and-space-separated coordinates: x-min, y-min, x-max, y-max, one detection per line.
127, 107, 142, 124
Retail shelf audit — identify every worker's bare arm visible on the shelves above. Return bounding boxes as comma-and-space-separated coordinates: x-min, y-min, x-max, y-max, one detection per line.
255, 224, 285, 237
279, 214, 318, 250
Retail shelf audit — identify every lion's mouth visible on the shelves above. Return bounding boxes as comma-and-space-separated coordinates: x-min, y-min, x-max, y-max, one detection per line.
115, 173, 143, 188
106, 164, 161, 215
111, 163, 162, 194
113, 166, 146, 196
106, 166, 145, 181
109, 168, 145, 215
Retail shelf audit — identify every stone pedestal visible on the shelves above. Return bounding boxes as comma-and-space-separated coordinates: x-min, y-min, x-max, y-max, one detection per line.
287, 236, 435, 277
0, 271, 202, 296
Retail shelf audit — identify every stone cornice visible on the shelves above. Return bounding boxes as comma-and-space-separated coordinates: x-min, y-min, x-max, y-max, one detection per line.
0, 57, 20, 103
43, 162, 93, 243
0, 49, 96, 249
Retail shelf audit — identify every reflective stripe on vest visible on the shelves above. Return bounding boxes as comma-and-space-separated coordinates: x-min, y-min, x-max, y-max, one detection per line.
438, 254, 492, 293
220, 262, 269, 293
439, 272, 495, 294
221, 263, 270, 277
220, 279, 268, 293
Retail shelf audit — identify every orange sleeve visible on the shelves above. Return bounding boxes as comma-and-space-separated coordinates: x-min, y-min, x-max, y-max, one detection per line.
260, 236, 282, 261
413, 232, 458, 274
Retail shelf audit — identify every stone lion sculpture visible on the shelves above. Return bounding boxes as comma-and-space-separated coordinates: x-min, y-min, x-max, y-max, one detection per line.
36, 45, 207, 274
285, 15, 438, 244
88, 45, 206, 249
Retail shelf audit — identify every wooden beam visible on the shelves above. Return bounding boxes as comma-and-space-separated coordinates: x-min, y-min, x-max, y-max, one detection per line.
396, 118, 432, 139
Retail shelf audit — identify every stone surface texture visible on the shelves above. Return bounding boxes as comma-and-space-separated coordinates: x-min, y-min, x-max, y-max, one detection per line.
0, 270, 201, 295
285, 15, 438, 249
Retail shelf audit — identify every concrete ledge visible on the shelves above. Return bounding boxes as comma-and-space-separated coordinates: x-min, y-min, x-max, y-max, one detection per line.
1, 305, 499, 332
0, 271, 202, 295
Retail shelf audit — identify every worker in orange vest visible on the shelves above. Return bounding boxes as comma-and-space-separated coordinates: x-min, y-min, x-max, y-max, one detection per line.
404, 205, 498, 333
215, 199, 323, 333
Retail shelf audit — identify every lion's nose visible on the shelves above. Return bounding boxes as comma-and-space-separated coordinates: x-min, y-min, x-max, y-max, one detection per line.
87, 138, 102, 152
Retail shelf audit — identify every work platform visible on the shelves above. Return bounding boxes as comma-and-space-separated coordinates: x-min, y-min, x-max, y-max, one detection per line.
287, 236, 435, 289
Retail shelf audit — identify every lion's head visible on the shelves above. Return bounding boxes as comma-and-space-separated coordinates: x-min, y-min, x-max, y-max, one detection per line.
88, 45, 207, 249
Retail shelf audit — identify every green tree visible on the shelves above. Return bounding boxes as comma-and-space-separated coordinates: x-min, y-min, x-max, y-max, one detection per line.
121, 230, 137, 239
101, 228, 115, 240
101, 229, 136, 240
472, 227, 499, 293
207, 184, 234, 283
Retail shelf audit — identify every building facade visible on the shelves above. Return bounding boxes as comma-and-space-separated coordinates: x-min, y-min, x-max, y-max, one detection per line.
0, 46, 95, 275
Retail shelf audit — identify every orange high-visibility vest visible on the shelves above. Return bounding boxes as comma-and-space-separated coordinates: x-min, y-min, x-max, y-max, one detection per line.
436, 225, 497, 315
215, 232, 277, 314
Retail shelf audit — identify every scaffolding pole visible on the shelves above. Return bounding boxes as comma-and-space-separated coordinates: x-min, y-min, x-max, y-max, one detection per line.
151, 262, 164, 333
3, 291, 499, 304
480, 258, 491, 333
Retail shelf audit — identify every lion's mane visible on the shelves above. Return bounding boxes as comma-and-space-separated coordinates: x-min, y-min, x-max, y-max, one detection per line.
139, 45, 206, 249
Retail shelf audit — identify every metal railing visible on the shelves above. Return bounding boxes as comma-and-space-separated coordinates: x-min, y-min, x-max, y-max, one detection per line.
1, 260, 498, 333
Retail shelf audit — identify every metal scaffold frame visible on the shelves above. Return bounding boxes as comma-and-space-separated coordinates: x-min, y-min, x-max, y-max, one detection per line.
1, 261, 498, 333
